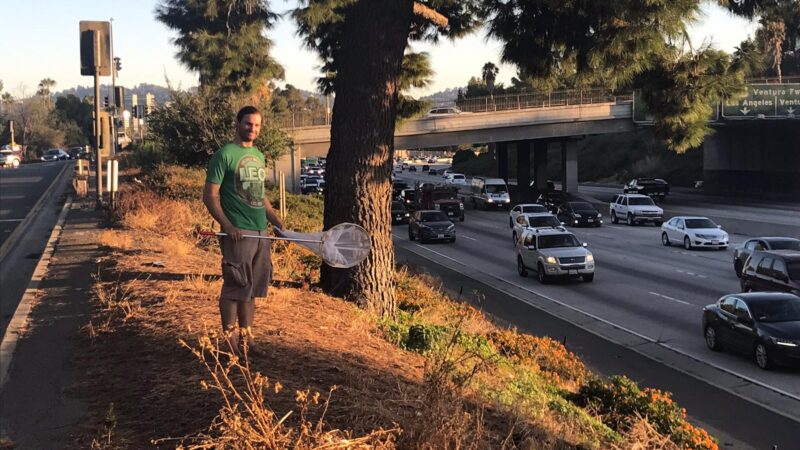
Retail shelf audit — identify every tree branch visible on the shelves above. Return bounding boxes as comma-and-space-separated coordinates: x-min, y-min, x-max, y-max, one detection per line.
413, 2, 448, 28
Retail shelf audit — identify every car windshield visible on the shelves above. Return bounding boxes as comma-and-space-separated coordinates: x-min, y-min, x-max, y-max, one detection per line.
628, 197, 655, 206
788, 262, 800, 280
453, 175, 464, 180
433, 192, 456, 201
47, 150, 61, 155
685, 218, 717, 229
420, 211, 449, 222
768, 240, 800, 251
748, 298, 800, 323
529, 216, 561, 228
538, 234, 581, 249
485, 185, 507, 194
522, 205, 547, 213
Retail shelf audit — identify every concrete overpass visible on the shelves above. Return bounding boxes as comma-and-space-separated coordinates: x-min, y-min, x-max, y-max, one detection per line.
273, 83, 800, 198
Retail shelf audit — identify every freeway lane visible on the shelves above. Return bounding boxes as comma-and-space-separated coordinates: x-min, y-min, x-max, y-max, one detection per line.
394, 170, 800, 420
0, 162, 71, 248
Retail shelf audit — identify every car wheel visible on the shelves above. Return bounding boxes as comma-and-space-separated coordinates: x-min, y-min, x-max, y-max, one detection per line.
704, 325, 722, 351
512, 231, 517, 244
509, 217, 513, 228
754, 342, 774, 370
627, 213, 634, 226
661, 232, 671, 246
459, 216, 464, 222
683, 236, 692, 250
537, 263, 549, 284
582, 274, 594, 282
408, 229, 415, 241
611, 211, 618, 224
734, 260, 743, 278
11, 159, 19, 168
517, 256, 528, 277
450, 236, 456, 243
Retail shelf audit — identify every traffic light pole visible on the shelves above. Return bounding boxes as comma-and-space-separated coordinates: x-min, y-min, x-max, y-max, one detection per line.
109, 17, 117, 159
93, 32, 104, 209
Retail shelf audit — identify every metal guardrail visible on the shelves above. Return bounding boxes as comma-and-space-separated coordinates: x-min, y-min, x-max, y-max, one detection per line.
278, 77, 799, 129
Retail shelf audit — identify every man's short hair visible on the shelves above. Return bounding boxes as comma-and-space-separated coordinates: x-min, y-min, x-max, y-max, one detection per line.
236, 106, 260, 123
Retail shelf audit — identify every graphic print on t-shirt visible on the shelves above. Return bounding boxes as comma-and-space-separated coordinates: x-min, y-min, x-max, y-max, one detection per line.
236, 154, 266, 208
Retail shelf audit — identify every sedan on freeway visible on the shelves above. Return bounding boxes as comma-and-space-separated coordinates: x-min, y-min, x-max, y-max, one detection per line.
41, 148, 69, 161
661, 216, 729, 250
556, 201, 603, 227
509, 203, 549, 228
408, 210, 456, 243
702, 292, 800, 370
733, 237, 800, 277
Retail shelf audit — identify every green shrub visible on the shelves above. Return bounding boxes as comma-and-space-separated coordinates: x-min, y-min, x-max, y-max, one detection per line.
124, 141, 175, 170
570, 375, 718, 450
452, 149, 477, 165
406, 323, 448, 353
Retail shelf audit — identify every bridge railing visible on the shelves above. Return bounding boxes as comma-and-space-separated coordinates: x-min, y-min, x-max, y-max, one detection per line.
451, 88, 632, 113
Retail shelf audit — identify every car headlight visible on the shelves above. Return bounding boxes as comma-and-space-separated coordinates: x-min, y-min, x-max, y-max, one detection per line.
487, 198, 494, 203
586, 254, 594, 262
504, 198, 510, 203
459, 203, 464, 210
447, 224, 455, 231
404, 213, 409, 217
574, 213, 582, 218
597, 213, 602, 218
546, 256, 557, 265
434, 204, 440, 210
768, 336, 799, 347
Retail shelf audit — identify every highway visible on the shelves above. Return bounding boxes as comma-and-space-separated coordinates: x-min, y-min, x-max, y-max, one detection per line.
0, 161, 71, 338
393, 165, 800, 444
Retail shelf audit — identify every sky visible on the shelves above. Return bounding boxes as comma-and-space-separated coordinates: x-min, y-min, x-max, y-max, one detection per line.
1, 1, 759, 98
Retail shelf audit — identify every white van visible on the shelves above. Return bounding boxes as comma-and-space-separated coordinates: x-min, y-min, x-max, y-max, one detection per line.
464, 177, 510, 210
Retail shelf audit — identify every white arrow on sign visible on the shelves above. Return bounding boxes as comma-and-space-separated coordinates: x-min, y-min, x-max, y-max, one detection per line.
788, 107, 796, 115
740, 106, 751, 115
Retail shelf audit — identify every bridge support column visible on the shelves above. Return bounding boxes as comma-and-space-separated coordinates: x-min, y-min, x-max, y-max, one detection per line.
704, 122, 800, 198
516, 140, 532, 202
497, 141, 509, 183
533, 140, 548, 193
272, 143, 302, 193
561, 140, 578, 194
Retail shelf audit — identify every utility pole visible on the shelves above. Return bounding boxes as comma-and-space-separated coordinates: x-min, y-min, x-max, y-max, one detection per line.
109, 17, 117, 158
93, 32, 104, 208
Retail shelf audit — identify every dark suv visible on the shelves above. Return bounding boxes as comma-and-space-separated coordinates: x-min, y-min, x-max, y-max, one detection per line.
740, 250, 800, 295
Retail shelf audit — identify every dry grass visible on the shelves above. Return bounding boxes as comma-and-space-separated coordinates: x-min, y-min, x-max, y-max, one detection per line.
69, 166, 715, 450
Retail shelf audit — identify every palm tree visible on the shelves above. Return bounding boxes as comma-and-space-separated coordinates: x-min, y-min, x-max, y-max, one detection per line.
37, 78, 56, 108
761, 19, 786, 81
481, 62, 499, 96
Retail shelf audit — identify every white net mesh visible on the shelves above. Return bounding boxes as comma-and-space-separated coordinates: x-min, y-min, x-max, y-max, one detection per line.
276, 223, 370, 268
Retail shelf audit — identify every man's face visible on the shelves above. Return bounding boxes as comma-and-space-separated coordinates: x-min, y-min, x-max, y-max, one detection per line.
237, 113, 262, 143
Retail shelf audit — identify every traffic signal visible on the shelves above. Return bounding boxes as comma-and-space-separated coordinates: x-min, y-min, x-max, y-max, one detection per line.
114, 86, 124, 109
132, 105, 138, 118
114, 57, 121, 72
104, 96, 109, 108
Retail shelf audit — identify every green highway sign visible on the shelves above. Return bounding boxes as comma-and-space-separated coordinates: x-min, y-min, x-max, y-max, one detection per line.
633, 90, 719, 124
722, 84, 800, 119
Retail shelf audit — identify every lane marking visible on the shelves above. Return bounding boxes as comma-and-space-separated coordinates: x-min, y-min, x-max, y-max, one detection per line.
395, 240, 800, 412
648, 291, 695, 307
460, 234, 477, 241
674, 268, 709, 279
0, 219, 24, 223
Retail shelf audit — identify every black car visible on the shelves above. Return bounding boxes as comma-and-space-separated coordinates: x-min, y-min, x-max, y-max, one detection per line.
422, 164, 430, 172
623, 178, 670, 201
556, 201, 603, 227
740, 250, 800, 295
400, 188, 418, 211
392, 181, 410, 199
702, 292, 800, 369
733, 237, 800, 277
408, 210, 456, 243
408, 166, 417, 172
391, 200, 410, 225
536, 192, 573, 214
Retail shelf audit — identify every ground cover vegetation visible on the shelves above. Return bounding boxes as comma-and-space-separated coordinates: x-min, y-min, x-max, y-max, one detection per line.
74, 155, 718, 449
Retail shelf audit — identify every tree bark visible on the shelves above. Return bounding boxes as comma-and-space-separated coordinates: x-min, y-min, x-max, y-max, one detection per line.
321, 0, 414, 318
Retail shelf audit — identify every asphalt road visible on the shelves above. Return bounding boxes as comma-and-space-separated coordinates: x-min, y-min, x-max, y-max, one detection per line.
0, 161, 70, 248
394, 168, 800, 422
0, 161, 71, 338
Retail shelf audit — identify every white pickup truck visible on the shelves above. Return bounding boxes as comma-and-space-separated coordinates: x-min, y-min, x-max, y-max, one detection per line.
609, 194, 664, 226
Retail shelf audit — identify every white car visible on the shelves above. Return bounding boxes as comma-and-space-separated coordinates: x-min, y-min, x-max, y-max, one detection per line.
509, 203, 550, 228
661, 216, 729, 250
516, 228, 595, 283
425, 107, 462, 118
445, 173, 467, 185
512, 213, 565, 244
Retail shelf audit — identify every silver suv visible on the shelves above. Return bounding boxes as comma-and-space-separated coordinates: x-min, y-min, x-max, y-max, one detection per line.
516, 228, 595, 283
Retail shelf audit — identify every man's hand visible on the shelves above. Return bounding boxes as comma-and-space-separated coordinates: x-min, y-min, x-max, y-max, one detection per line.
222, 224, 244, 241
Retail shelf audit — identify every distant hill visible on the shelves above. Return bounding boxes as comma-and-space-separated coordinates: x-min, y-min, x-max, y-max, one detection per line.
421, 87, 462, 105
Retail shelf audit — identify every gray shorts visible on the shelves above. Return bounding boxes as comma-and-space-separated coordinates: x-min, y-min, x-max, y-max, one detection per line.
219, 230, 272, 301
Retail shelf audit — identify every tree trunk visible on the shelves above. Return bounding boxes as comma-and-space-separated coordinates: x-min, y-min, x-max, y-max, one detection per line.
320, 0, 413, 318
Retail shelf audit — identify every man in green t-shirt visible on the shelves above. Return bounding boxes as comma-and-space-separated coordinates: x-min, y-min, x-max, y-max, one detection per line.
202, 106, 284, 357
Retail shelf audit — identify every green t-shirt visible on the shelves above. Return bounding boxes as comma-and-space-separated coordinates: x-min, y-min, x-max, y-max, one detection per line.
206, 143, 267, 231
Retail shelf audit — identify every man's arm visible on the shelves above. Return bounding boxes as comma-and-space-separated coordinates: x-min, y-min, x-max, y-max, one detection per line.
203, 181, 243, 241
264, 192, 285, 232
